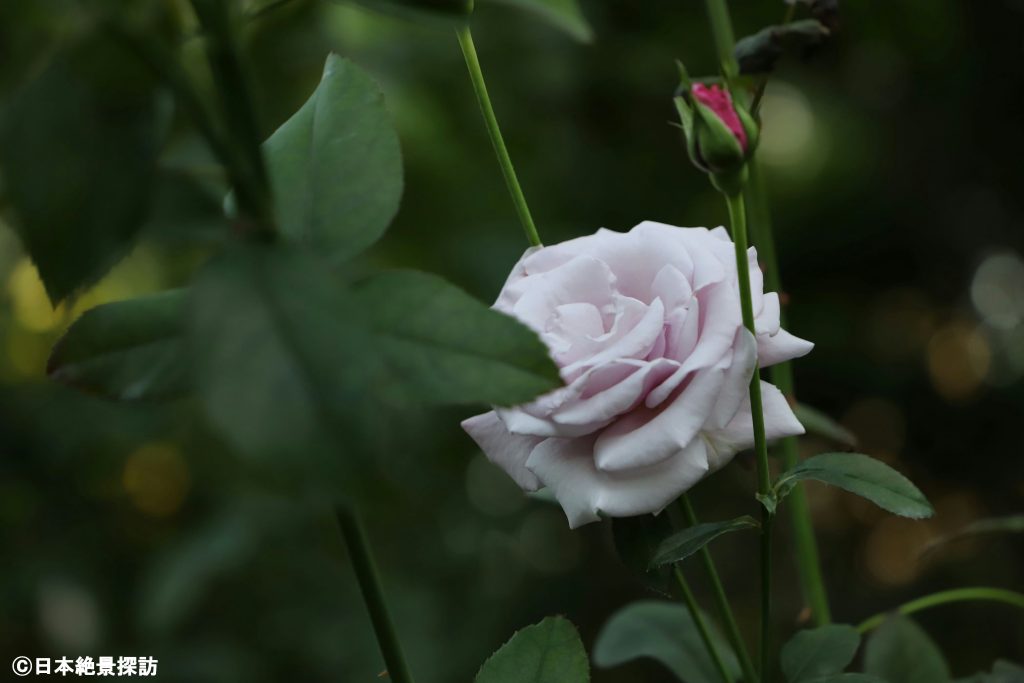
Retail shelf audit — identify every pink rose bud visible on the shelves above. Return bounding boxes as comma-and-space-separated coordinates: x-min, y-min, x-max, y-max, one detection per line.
690, 83, 748, 151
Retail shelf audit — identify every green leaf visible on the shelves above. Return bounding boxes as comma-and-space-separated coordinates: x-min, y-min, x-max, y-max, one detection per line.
776, 453, 933, 519
0, 40, 158, 303
485, 0, 593, 42
864, 616, 951, 683
189, 245, 376, 481
781, 624, 860, 683
475, 616, 589, 683
922, 515, 1024, 557
593, 601, 740, 683
47, 290, 189, 401
806, 676, 887, 683
734, 19, 831, 75
352, 270, 562, 406
794, 403, 858, 448
650, 516, 758, 568
263, 54, 402, 262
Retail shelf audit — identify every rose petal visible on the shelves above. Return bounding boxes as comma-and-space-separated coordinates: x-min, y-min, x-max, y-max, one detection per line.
755, 292, 781, 336
757, 329, 814, 367
551, 358, 679, 427
462, 412, 543, 491
509, 255, 616, 333
704, 380, 805, 470
526, 435, 711, 528
678, 280, 742, 375
592, 363, 726, 472
706, 329, 758, 430
562, 296, 666, 379
497, 357, 678, 438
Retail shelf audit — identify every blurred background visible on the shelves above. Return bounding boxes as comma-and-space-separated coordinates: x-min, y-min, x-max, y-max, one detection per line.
1, 0, 1023, 680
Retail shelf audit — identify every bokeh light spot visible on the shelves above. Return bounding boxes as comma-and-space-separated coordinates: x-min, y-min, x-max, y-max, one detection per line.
122, 442, 190, 517
926, 320, 991, 401
758, 83, 819, 170
970, 251, 1024, 330
863, 516, 933, 586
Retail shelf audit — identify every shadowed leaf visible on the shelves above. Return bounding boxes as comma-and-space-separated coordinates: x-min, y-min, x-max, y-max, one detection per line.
781, 624, 860, 682
650, 516, 759, 568
0, 39, 158, 303
476, 616, 589, 683
735, 20, 830, 74
48, 290, 189, 401
353, 270, 562, 406
593, 601, 739, 683
864, 616, 951, 683
263, 54, 402, 262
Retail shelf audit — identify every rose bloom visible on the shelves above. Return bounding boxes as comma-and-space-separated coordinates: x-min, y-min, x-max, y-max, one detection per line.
463, 222, 813, 528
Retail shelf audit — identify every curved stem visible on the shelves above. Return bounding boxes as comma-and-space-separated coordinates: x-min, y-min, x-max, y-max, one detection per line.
335, 505, 416, 683
856, 587, 1024, 634
724, 191, 775, 681
673, 567, 734, 683
680, 496, 759, 683
745, 161, 831, 626
456, 24, 542, 247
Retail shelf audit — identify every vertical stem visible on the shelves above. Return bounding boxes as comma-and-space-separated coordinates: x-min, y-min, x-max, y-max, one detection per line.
703, 0, 739, 83
335, 505, 416, 683
673, 567, 734, 683
456, 24, 542, 247
745, 161, 831, 626
680, 496, 759, 683
724, 191, 774, 681
189, 0, 274, 233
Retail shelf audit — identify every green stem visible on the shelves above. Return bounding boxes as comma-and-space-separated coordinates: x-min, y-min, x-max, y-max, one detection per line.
107, 22, 266, 229
745, 162, 831, 626
856, 587, 1024, 634
673, 566, 734, 683
680, 496, 759, 683
455, 24, 542, 247
724, 191, 774, 681
703, 0, 739, 83
189, 0, 274, 232
335, 505, 416, 683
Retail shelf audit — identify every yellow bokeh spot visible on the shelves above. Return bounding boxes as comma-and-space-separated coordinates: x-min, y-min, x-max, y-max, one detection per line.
6, 329, 50, 378
926, 320, 991, 401
7, 259, 65, 333
122, 442, 190, 517
863, 516, 934, 586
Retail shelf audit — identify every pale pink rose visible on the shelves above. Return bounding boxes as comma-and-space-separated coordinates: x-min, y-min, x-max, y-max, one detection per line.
462, 221, 813, 528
